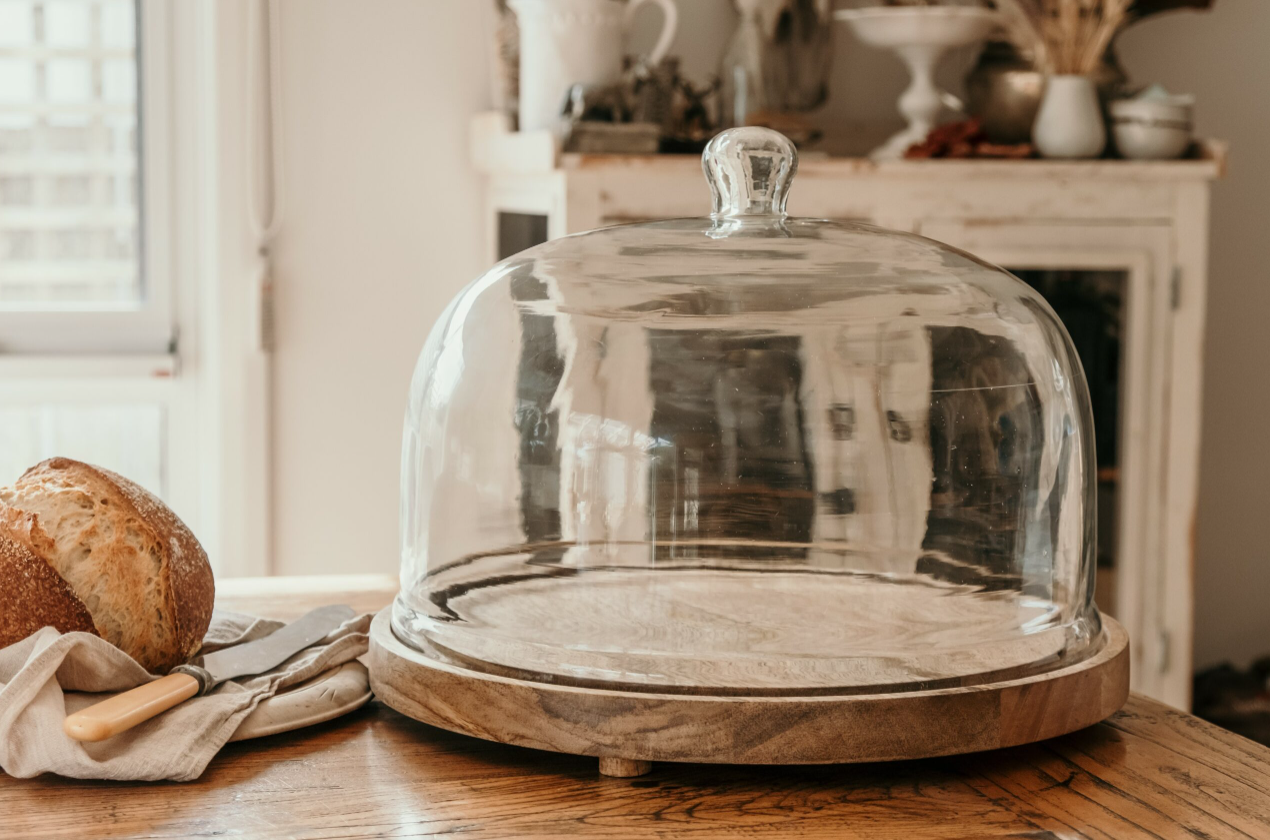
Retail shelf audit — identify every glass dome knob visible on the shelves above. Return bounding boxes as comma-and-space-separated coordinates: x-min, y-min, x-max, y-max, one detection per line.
703, 127, 799, 219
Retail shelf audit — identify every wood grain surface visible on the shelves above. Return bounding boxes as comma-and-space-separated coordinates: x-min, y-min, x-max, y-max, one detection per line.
2, 575, 1268, 840
414, 564, 1077, 691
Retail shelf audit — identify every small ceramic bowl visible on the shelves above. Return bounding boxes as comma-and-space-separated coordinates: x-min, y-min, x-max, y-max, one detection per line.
1110, 97, 1193, 160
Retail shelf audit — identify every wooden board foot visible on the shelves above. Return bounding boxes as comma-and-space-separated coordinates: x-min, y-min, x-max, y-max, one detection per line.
599, 757, 652, 777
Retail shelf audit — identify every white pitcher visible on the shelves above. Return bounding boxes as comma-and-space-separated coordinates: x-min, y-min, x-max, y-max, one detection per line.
1033, 75, 1106, 160
509, 0, 678, 133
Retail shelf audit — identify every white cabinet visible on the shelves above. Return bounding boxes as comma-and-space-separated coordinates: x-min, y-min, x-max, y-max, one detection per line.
472, 113, 1223, 709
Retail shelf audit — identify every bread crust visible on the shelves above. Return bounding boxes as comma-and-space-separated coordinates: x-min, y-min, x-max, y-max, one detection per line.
0, 459, 215, 671
0, 528, 98, 648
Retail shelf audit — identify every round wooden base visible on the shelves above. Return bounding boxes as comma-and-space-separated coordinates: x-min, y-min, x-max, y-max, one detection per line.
369, 608, 1129, 777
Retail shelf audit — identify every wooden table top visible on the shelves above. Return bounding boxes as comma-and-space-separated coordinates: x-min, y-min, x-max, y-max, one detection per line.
3, 575, 1269, 840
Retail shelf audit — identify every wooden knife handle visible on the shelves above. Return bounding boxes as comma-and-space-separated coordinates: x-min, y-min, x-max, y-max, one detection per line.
64, 672, 201, 742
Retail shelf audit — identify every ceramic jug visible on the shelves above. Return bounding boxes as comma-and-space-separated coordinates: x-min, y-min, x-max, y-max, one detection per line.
1033, 75, 1106, 159
509, 0, 678, 133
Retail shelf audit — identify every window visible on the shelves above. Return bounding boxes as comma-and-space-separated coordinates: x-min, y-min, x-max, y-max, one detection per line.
0, 2, 265, 575
0, 1, 172, 503
0, 0, 169, 355
0, 0, 141, 308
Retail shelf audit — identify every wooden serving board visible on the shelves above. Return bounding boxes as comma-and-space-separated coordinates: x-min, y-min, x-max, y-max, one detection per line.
368, 608, 1130, 776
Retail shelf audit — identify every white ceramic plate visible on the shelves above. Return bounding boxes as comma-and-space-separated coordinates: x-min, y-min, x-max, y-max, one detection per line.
229, 660, 372, 742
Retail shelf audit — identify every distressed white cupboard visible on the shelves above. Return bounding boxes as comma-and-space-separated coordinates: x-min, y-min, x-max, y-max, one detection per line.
471, 113, 1223, 709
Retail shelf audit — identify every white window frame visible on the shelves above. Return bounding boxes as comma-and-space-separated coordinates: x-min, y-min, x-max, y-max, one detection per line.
0, 1, 273, 578
0, 0, 174, 355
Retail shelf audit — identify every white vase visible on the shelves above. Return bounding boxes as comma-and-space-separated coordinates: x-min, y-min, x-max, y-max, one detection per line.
509, 0, 678, 134
1033, 75, 1106, 159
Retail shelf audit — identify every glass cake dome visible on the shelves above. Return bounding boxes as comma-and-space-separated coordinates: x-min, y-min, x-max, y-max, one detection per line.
394, 127, 1100, 696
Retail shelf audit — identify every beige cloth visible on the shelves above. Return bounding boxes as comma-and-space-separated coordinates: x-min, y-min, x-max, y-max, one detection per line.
0, 610, 372, 781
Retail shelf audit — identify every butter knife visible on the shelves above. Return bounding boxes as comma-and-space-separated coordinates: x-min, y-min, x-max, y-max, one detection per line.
64, 604, 355, 742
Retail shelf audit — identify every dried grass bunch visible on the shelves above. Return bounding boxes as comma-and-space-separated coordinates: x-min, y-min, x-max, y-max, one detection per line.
992, 0, 1132, 75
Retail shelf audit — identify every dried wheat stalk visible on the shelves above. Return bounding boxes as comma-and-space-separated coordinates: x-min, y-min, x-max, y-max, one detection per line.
992, 0, 1131, 75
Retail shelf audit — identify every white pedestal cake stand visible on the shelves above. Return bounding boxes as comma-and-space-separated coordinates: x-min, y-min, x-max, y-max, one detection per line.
836, 6, 1000, 161
369, 609, 1129, 778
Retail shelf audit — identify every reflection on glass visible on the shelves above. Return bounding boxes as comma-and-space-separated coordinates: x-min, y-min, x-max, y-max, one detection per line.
1013, 268, 1125, 617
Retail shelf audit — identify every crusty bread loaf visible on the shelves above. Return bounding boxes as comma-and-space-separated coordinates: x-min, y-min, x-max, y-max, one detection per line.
0, 458, 214, 672
0, 533, 98, 645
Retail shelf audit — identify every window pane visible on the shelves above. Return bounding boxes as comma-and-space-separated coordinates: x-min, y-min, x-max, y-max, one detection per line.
0, 403, 165, 499
0, 4, 35, 47
44, 0, 91, 48
45, 58, 93, 102
0, 58, 36, 103
0, 0, 140, 307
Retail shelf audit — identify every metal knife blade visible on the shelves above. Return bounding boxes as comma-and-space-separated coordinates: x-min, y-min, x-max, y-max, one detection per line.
199, 604, 355, 685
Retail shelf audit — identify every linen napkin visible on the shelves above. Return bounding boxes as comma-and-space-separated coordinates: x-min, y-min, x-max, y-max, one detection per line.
0, 610, 372, 781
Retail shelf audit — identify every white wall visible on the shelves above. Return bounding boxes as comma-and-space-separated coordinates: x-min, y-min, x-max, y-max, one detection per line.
270, 0, 491, 576
268, 1, 1268, 669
